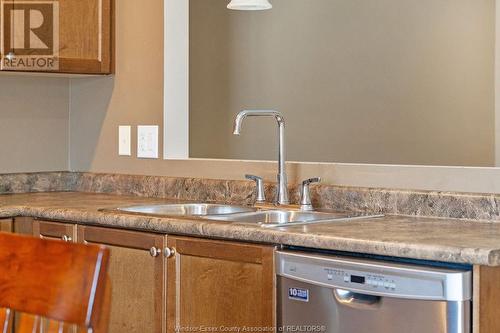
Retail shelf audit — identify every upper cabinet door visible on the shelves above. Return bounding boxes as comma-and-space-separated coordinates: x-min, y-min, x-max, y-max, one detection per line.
0, 0, 114, 74
58, 0, 113, 74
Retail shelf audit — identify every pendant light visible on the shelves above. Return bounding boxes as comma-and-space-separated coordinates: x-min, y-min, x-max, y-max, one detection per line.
227, 0, 272, 11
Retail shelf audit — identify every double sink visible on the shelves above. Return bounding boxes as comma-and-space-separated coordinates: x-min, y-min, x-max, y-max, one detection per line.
113, 203, 382, 228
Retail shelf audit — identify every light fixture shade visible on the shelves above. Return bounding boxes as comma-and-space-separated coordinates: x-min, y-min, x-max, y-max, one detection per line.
227, 0, 272, 11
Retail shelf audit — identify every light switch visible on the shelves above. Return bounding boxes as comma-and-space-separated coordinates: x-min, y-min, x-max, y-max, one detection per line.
118, 126, 131, 156
137, 125, 159, 159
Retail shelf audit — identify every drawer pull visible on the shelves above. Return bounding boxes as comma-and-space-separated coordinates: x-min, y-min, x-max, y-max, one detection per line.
61, 235, 72, 242
164, 247, 176, 258
149, 247, 162, 257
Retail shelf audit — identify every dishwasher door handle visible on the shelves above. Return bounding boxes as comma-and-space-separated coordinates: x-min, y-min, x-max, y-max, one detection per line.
333, 288, 382, 309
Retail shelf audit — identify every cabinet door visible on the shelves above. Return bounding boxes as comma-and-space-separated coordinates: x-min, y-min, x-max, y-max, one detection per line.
33, 219, 76, 242
57, 0, 113, 74
166, 236, 276, 333
0, 217, 33, 235
1, 215, 14, 333
78, 225, 166, 333
0, 219, 14, 233
2, 0, 113, 74
30, 220, 77, 333
12, 217, 33, 235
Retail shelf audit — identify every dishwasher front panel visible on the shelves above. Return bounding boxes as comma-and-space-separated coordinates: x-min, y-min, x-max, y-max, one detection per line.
278, 277, 470, 333
276, 251, 472, 333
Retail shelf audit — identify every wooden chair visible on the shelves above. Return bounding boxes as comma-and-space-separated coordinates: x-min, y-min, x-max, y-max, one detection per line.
0, 232, 111, 333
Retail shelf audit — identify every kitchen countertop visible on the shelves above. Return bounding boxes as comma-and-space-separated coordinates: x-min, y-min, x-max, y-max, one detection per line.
1, 192, 500, 266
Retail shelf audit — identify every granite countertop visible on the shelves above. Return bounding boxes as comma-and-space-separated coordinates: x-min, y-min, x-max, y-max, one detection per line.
1, 192, 500, 266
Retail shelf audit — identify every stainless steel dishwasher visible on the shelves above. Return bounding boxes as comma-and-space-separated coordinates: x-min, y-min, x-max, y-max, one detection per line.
277, 251, 472, 333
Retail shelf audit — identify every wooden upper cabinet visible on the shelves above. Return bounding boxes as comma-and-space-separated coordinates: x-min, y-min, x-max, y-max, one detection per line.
166, 236, 276, 333
1, 0, 114, 74
57, 0, 114, 74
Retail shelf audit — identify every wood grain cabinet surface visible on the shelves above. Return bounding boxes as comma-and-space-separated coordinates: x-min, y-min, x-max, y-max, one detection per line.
0, 218, 14, 233
21, 219, 277, 332
30, 220, 78, 333
78, 225, 166, 333
0, 217, 32, 235
1, 0, 114, 74
166, 236, 276, 333
57, 0, 114, 74
33, 219, 76, 242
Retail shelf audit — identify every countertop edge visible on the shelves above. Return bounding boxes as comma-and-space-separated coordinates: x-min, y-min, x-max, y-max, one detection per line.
0, 204, 496, 267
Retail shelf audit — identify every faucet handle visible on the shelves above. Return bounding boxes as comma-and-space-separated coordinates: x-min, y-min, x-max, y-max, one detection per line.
245, 175, 266, 203
302, 177, 321, 186
300, 177, 321, 211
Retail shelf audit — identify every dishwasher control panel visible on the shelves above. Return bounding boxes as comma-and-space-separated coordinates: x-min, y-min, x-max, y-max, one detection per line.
276, 251, 472, 301
325, 268, 397, 291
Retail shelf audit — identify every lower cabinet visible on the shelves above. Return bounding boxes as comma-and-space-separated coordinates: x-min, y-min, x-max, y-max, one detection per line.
0, 219, 14, 332
30, 219, 276, 333
78, 225, 166, 333
166, 236, 276, 332
0, 217, 32, 234
32, 220, 78, 333
0, 218, 14, 233
33, 220, 77, 242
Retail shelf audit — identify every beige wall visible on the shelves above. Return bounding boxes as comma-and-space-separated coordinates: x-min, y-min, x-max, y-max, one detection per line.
69, 0, 164, 173
0, 75, 69, 173
190, 0, 495, 167
0, 0, 500, 196
496, 0, 500, 167
64, 0, 500, 194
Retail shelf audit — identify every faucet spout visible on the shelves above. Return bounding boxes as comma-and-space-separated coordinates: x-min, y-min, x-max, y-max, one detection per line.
233, 111, 249, 135
233, 110, 289, 205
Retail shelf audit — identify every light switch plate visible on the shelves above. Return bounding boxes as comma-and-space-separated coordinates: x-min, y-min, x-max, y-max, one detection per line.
118, 126, 131, 156
137, 125, 159, 159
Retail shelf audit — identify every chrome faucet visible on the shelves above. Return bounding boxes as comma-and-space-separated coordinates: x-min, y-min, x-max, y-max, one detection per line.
233, 110, 289, 205
299, 177, 321, 211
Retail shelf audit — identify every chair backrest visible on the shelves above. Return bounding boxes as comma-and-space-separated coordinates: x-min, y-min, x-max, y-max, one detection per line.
0, 232, 110, 333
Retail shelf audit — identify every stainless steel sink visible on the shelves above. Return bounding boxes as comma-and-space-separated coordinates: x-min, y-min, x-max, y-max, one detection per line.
204, 210, 342, 223
202, 210, 383, 227
111, 203, 383, 227
115, 203, 257, 216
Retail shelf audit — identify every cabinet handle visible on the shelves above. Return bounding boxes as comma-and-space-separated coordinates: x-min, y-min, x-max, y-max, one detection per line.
149, 247, 162, 257
164, 247, 176, 258
61, 235, 72, 242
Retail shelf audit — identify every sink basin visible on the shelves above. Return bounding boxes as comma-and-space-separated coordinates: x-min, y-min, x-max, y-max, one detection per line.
203, 210, 351, 226
111, 203, 383, 227
203, 210, 384, 227
115, 203, 257, 216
